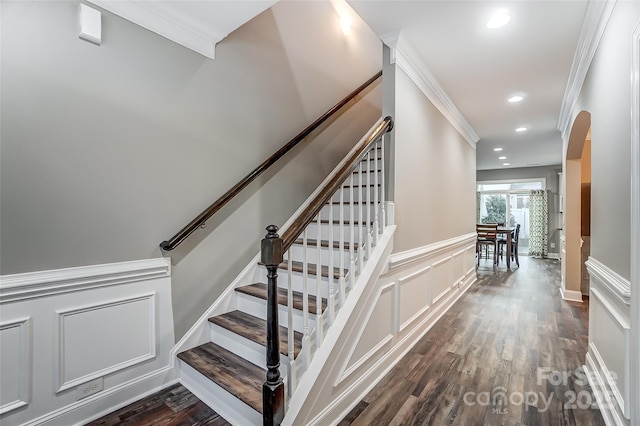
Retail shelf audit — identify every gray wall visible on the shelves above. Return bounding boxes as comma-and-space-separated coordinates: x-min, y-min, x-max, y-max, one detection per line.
574, 1, 638, 281
476, 165, 561, 255
392, 67, 477, 252
1, 1, 383, 339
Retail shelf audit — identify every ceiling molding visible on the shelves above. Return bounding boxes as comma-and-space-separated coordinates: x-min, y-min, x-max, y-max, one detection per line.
382, 33, 479, 149
557, 0, 616, 140
87, 1, 277, 60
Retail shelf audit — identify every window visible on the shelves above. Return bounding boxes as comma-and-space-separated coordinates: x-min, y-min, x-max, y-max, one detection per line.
477, 179, 545, 254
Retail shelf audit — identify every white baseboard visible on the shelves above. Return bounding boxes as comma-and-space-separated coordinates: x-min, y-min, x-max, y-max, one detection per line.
585, 350, 628, 426
560, 287, 583, 302
35, 368, 178, 426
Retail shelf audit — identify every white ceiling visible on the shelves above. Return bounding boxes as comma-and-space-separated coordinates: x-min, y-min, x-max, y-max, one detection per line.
348, 0, 589, 170
91, 0, 588, 171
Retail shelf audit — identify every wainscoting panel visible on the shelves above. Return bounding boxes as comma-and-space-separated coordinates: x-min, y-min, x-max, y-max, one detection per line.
398, 266, 431, 331
586, 257, 631, 423
0, 258, 176, 426
284, 232, 478, 425
342, 283, 395, 378
0, 318, 31, 415
432, 256, 453, 304
56, 294, 156, 392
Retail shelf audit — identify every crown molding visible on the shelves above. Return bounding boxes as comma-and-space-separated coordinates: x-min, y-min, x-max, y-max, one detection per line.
381, 32, 479, 149
557, 0, 616, 140
87, 1, 276, 60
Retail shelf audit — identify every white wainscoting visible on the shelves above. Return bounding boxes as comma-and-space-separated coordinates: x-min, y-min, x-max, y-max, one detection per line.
585, 257, 631, 425
0, 258, 176, 426
284, 232, 477, 425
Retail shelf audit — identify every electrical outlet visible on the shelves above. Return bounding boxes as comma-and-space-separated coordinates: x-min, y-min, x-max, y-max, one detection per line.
550, 243, 556, 249
77, 377, 103, 400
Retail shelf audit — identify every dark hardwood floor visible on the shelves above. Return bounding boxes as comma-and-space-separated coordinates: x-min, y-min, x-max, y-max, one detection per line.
89, 256, 604, 426
340, 256, 604, 426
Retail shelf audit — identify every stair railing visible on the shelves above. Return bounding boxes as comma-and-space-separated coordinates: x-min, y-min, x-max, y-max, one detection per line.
159, 71, 382, 252
261, 116, 393, 425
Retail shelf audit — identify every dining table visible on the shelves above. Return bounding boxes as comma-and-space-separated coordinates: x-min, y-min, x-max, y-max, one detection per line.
496, 226, 516, 269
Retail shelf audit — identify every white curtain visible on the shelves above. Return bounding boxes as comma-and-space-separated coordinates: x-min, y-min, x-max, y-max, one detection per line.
528, 189, 548, 257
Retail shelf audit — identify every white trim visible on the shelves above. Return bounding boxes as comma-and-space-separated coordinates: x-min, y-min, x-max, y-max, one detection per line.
476, 177, 547, 192
0, 258, 170, 303
334, 282, 395, 386
388, 233, 476, 269
381, 33, 479, 148
586, 257, 631, 306
630, 20, 640, 426
300, 272, 477, 426
560, 287, 583, 303
0, 317, 31, 415
557, 0, 616, 139
54, 293, 157, 392
87, 0, 222, 59
585, 353, 625, 426
22, 367, 177, 426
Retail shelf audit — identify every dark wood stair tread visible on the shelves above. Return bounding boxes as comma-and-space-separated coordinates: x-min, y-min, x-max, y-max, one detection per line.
236, 282, 327, 313
326, 201, 375, 204
319, 219, 373, 226
177, 342, 264, 413
293, 238, 358, 250
209, 311, 302, 358
259, 260, 348, 280
342, 184, 381, 188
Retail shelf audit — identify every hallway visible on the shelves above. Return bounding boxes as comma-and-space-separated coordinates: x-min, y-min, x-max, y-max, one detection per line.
89, 257, 605, 425
340, 256, 604, 425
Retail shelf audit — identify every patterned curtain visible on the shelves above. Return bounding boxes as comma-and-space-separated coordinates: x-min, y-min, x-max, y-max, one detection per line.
476, 192, 481, 223
529, 189, 548, 257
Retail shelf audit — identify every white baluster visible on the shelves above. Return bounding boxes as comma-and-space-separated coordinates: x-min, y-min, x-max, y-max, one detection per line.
349, 173, 356, 291
358, 160, 364, 272
302, 230, 310, 368
316, 214, 323, 349
373, 141, 380, 245
366, 150, 372, 258
339, 184, 346, 307
287, 251, 295, 394
380, 135, 386, 230
328, 193, 335, 324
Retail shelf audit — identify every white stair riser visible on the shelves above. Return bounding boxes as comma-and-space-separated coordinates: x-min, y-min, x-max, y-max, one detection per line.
319, 203, 378, 220
304, 221, 373, 242
209, 321, 292, 376
254, 266, 337, 299
287, 243, 353, 267
236, 291, 319, 332
336, 186, 382, 203
180, 360, 264, 426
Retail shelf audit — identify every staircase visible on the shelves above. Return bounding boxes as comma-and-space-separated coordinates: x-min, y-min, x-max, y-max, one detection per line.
173, 119, 392, 425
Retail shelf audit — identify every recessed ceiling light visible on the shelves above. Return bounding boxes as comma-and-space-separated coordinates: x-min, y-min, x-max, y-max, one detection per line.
487, 10, 511, 29
493, 147, 503, 152
508, 95, 524, 103
516, 127, 527, 132
503, 162, 510, 166
499, 156, 507, 160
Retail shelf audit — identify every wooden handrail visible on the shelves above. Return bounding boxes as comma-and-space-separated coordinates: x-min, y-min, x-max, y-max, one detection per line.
280, 116, 393, 251
159, 71, 382, 251
260, 115, 393, 425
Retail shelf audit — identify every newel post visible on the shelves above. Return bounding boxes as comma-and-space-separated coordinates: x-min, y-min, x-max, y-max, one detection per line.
261, 225, 285, 425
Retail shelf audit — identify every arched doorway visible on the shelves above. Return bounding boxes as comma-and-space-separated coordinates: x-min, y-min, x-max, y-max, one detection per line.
562, 110, 591, 300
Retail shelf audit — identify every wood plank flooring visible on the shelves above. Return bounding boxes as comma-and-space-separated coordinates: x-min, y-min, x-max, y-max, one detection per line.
340, 256, 604, 425
89, 256, 604, 426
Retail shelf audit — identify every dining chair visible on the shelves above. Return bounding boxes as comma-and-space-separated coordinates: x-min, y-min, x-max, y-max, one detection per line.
476, 223, 498, 266
498, 223, 521, 267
